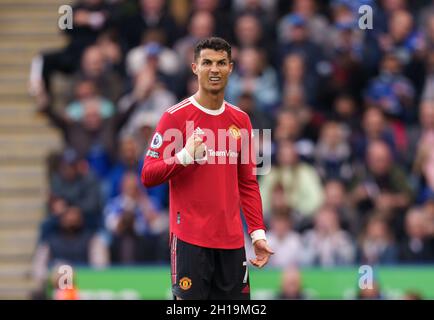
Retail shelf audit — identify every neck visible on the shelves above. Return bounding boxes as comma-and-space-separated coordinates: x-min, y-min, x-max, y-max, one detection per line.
194, 88, 224, 110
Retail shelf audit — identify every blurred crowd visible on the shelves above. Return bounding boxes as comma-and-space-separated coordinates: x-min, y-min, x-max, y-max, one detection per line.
29, 0, 434, 294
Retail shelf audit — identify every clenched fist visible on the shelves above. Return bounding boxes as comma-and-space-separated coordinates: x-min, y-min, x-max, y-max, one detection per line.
185, 133, 207, 160
176, 133, 207, 166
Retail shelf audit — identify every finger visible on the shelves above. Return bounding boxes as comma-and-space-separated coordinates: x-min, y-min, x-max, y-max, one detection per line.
265, 245, 275, 255
262, 255, 270, 266
187, 133, 196, 141
251, 257, 268, 268
195, 144, 206, 155
194, 140, 204, 148
256, 256, 270, 268
195, 143, 205, 149
193, 133, 203, 140
249, 259, 260, 267
256, 260, 266, 268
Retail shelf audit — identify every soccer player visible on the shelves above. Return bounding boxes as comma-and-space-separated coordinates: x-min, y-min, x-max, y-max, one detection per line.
141, 37, 273, 300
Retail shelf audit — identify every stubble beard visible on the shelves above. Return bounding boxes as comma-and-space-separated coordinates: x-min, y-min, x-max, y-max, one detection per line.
208, 87, 223, 95
203, 80, 226, 96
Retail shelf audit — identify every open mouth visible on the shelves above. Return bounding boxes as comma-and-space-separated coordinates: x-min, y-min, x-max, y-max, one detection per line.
209, 76, 221, 83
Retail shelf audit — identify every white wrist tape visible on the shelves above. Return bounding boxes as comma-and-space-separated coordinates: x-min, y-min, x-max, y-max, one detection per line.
250, 229, 266, 244
176, 148, 194, 166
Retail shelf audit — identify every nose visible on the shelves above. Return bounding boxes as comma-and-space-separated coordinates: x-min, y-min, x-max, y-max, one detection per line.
210, 63, 219, 73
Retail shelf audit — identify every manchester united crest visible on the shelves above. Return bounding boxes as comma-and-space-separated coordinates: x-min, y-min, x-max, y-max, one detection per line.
229, 125, 241, 140
179, 277, 192, 290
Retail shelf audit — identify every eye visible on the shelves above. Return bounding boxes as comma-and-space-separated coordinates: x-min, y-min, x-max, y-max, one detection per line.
218, 61, 227, 66
202, 60, 211, 65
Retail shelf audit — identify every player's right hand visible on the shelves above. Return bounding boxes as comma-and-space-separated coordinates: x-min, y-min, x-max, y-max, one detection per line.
185, 133, 207, 160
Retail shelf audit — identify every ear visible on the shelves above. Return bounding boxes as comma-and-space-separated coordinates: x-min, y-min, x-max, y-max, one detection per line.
229, 61, 234, 74
191, 62, 198, 75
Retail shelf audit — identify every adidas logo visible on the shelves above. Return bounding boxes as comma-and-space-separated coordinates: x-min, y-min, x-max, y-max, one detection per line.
194, 127, 205, 135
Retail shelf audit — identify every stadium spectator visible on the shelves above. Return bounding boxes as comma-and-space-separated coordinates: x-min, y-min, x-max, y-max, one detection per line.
326, 21, 366, 103
120, 0, 179, 49
329, 0, 358, 26
125, 28, 182, 94
36, 86, 139, 178
246, 211, 303, 268
422, 199, 434, 238
260, 140, 324, 224
351, 140, 413, 235
47, 148, 102, 230
376, 9, 425, 67
232, 12, 264, 49
174, 10, 215, 70
232, 0, 278, 23
106, 134, 168, 214
279, 0, 330, 48
421, 50, 434, 102
409, 100, 434, 169
64, 79, 115, 122
266, 182, 291, 218
106, 136, 142, 199
402, 290, 423, 300
364, 52, 416, 122
226, 47, 280, 113
418, 0, 434, 31
190, 0, 232, 40
38, 195, 69, 243
331, 93, 359, 136
398, 207, 434, 263
356, 280, 385, 300
65, 45, 124, 104
278, 86, 321, 144
413, 145, 434, 205
277, 13, 330, 82
237, 92, 272, 131
232, 13, 275, 65
281, 53, 319, 107
273, 105, 302, 142
32, 206, 108, 292
356, 215, 398, 265
276, 266, 308, 299
95, 30, 125, 77
117, 57, 177, 136
273, 108, 317, 157
323, 179, 357, 233
302, 206, 355, 267
29, 0, 116, 95
423, 13, 434, 49
104, 172, 168, 263
315, 121, 353, 183
352, 107, 398, 162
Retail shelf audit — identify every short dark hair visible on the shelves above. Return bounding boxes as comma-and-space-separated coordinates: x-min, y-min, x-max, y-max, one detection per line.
194, 37, 232, 61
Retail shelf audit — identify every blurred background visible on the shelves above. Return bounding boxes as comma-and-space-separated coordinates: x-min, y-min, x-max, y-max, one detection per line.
0, 0, 434, 300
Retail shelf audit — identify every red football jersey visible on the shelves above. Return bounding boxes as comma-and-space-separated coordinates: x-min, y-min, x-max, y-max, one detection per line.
141, 96, 265, 249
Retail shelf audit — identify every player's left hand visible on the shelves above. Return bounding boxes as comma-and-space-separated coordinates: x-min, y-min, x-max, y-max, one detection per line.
250, 239, 274, 268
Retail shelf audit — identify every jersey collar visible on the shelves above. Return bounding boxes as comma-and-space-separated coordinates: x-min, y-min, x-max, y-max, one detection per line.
190, 95, 226, 116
